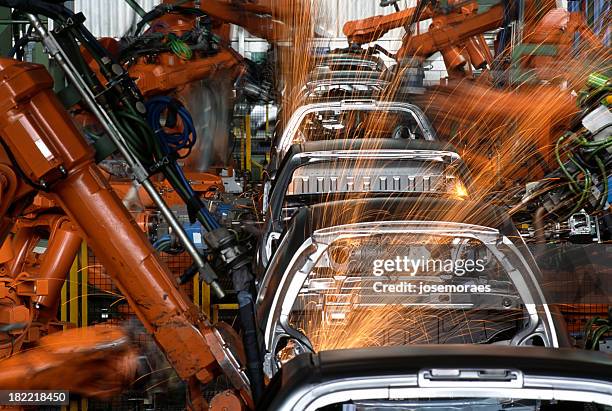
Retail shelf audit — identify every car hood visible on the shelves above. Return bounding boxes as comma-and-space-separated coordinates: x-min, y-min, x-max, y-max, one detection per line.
261, 345, 612, 411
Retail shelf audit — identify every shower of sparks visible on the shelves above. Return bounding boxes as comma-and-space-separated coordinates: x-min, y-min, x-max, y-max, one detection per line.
270, 0, 610, 354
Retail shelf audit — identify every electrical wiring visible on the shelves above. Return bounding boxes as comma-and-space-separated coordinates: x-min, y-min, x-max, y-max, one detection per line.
555, 132, 581, 194
568, 154, 591, 207
588, 135, 612, 157
553, 121, 610, 218
507, 179, 566, 216
0, 138, 48, 191
515, 98, 608, 223
546, 77, 612, 216
152, 235, 172, 250
584, 316, 611, 350
120, 27, 218, 64
145, 97, 220, 231
7, 25, 34, 59
167, 34, 193, 60
0, 0, 71, 19
117, 0, 218, 65
153, 235, 184, 254
146, 96, 197, 158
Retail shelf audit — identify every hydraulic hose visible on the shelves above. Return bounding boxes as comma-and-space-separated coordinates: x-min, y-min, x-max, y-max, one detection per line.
7, 33, 32, 58
234, 269, 265, 405
146, 96, 196, 157
145, 96, 221, 231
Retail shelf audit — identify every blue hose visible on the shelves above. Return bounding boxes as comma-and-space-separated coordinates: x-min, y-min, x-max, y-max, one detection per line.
146, 96, 197, 157
145, 96, 220, 230
152, 235, 172, 250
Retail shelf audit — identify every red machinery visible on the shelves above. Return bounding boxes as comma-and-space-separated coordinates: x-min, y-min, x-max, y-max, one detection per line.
124, 0, 300, 96
91, 0, 301, 96
0, 1, 605, 409
0, 1, 315, 408
90, 0, 307, 200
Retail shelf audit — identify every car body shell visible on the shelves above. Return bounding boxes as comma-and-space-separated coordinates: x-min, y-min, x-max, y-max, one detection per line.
270, 100, 438, 174
258, 139, 472, 268
256, 197, 571, 377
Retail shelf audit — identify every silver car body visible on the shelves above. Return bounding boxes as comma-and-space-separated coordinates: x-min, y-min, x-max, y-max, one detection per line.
260, 146, 470, 267
258, 220, 566, 378
272, 100, 437, 170
263, 345, 612, 411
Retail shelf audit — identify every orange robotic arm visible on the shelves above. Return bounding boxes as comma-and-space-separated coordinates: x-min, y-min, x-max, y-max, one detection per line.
188, 0, 295, 42
342, 0, 600, 79
0, 326, 139, 398
343, 5, 433, 45
396, 2, 504, 60
0, 58, 251, 408
342, 0, 501, 74
126, 0, 304, 96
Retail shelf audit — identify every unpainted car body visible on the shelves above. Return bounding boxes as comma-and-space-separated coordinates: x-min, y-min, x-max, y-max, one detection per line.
259, 139, 471, 268
256, 197, 570, 378
270, 100, 438, 173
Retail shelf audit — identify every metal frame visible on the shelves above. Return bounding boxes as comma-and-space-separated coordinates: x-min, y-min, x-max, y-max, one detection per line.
259, 221, 562, 377
292, 375, 612, 411
260, 147, 470, 266
273, 100, 438, 167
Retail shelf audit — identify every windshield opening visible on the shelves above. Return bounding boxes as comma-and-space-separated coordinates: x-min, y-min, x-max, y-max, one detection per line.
284, 232, 530, 353
293, 109, 426, 144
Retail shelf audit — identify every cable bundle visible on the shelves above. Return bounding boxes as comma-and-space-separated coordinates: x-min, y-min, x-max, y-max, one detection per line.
584, 311, 611, 350
146, 96, 196, 158
145, 96, 220, 230
167, 34, 193, 60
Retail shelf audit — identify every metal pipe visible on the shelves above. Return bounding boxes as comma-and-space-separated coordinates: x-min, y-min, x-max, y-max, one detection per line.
34, 219, 82, 319
26, 13, 224, 298
0, 19, 39, 24
26, 14, 146, 184
124, 0, 147, 18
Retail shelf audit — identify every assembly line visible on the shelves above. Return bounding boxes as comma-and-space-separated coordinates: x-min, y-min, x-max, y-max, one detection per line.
0, 0, 610, 410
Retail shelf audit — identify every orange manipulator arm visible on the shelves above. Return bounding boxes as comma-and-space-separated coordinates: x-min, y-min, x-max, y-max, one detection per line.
343, 5, 433, 45
0, 58, 249, 404
161, 0, 294, 42
397, 2, 505, 60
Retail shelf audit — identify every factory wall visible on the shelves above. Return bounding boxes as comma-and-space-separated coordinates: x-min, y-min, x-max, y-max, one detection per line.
314, 0, 415, 38
74, 0, 161, 38
74, 0, 415, 39
231, 0, 448, 84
